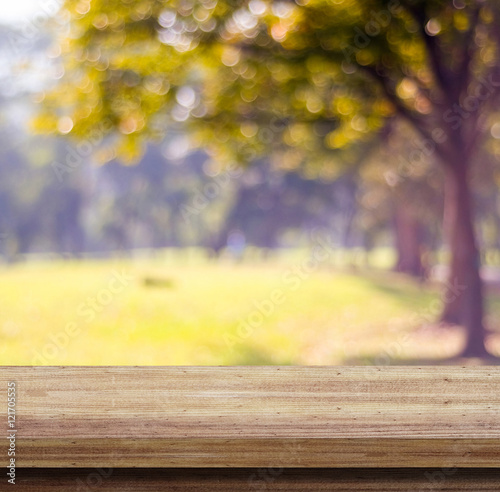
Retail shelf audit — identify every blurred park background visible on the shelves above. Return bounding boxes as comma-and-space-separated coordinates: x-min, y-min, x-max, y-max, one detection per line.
0, 0, 500, 364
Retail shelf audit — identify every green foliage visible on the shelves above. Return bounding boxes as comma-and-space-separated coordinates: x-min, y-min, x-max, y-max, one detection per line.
35, 1, 500, 172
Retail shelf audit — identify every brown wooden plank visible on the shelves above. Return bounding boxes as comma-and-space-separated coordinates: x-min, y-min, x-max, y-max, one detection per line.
16, 438, 500, 468
1, 366, 500, 467
15, 468, 500, 491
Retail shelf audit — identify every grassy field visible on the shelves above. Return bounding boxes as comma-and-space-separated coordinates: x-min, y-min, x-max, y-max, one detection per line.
1, 250, 499, 365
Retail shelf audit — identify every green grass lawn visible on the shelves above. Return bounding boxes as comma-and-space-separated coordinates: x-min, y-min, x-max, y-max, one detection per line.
1, 251, 499, 365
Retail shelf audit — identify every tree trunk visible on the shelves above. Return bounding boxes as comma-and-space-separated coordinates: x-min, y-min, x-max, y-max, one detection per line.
441, 172, 462, 325
441, 163, 488, 357
394, 205, 425, 278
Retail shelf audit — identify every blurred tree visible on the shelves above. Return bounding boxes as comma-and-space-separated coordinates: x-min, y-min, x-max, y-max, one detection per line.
209, 161, 347, 253
364, 122, 443, 278
36, 0, 500, 357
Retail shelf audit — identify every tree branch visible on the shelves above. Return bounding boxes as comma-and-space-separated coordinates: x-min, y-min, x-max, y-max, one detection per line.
359, 65, 435, 142
456, 6, 481, 98
398, 0, 453, 103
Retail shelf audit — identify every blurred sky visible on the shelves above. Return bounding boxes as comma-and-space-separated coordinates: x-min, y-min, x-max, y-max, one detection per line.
0, 0, 59, 24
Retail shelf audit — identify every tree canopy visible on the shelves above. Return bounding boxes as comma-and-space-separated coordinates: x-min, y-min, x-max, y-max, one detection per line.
36, 1, 500, 165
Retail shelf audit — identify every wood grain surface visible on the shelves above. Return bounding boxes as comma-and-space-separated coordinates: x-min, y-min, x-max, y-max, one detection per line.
15, 468, 500, 491
1, 366, 499, 468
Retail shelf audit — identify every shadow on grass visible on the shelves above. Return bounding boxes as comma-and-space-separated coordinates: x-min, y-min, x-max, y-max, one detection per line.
352, 269, 436, 307
354, 267, 500, 316
228, 346, 295, 365
343, 354, 500, 366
